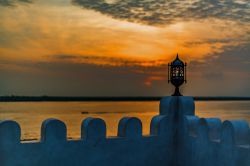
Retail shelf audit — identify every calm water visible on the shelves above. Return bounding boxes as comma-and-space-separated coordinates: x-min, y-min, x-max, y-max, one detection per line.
0, 101, 250, 140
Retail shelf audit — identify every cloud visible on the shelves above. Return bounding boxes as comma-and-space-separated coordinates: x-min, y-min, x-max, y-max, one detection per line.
0, 59, 170, 96
72, 0, 250, 25
0, 0, 32, 6
2, 43, 250, 96
189, 42, 250, 71
1, 42, 250, 96
51, 54, 168, 67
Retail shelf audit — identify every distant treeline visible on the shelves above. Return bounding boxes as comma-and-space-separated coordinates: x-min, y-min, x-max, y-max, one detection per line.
0, 96, 250, 102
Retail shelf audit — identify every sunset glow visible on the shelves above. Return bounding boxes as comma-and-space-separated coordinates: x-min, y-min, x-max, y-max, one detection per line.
0, 0, 250, 96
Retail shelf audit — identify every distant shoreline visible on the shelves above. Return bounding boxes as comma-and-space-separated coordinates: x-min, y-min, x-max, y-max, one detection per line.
0, 96, 250, 102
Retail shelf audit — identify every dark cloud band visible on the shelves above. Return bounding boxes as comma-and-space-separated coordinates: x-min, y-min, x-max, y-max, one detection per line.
0, 0, 32, 6
73, 0, 250, 25
52, 54, 168, 67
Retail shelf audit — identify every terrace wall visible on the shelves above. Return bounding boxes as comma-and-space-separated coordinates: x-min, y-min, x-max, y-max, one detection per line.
0, 96, 249, 166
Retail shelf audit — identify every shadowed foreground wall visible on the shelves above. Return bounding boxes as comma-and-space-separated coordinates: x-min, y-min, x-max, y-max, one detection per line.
0, 96, 250, 166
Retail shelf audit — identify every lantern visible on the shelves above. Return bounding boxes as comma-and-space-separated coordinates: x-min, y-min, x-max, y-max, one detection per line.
168, 54, 187, 96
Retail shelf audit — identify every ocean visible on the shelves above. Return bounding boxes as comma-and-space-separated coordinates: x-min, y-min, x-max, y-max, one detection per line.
0, 101, 250, 140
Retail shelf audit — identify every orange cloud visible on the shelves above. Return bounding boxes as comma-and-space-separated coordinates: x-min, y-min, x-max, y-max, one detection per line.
0, 2, 249, 69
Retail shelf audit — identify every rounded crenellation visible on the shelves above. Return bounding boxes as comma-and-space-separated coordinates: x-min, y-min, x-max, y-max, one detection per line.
183, 115, 200, 137
81, 117, 106, 145
0, 120, 21, 148
198, 118, 222, 141
219, 120, 250, 166
150, 115, 169, 136
118, 117, 142, 139
41, 119, 67, 143
192, 118, 222, 166
221, 120, 250, 146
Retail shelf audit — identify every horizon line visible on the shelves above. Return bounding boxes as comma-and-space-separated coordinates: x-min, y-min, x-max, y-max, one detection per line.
1, 96, 250, 102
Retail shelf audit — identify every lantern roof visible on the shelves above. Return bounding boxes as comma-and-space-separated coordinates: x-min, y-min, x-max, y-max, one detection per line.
172, 54, 184, 66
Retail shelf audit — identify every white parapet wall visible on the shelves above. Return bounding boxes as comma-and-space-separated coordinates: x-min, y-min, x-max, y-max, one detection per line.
0, 96, 250, 166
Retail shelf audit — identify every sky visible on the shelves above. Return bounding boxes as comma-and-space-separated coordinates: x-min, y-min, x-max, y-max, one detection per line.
0, 0, 249, 96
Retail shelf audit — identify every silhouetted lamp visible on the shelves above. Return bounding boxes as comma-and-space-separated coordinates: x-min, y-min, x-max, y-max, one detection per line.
168, 54, 187, 96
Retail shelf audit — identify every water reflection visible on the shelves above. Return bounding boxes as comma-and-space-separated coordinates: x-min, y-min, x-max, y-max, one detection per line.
0, 101, 250, 140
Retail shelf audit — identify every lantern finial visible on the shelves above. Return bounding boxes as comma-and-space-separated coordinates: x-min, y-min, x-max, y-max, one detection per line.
168, 54, 187, 96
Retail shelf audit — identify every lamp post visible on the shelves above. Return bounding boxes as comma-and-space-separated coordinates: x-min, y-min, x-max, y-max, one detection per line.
168, 54, 187, 96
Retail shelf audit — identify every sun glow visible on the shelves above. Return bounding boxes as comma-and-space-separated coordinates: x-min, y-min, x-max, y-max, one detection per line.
0, 0, 249, 68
